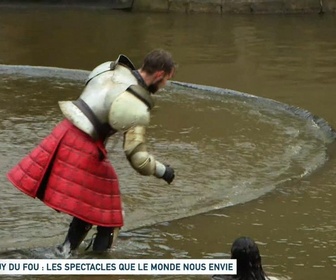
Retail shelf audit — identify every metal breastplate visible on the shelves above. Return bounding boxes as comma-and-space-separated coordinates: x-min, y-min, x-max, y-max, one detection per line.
59, 56, 153, 141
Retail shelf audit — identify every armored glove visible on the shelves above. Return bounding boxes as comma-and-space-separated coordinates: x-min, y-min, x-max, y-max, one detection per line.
162, 165, 175, 184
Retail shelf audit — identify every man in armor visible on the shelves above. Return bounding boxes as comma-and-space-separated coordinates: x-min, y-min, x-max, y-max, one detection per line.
7, 49, 176, 254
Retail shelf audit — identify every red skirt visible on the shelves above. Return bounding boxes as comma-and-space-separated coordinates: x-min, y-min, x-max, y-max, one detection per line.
7, 119, 123, 227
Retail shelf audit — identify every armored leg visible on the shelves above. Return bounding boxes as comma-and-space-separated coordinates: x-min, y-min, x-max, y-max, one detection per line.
67, 217, 92, 250
92, 226, 114, 252
59, 217, 92, 253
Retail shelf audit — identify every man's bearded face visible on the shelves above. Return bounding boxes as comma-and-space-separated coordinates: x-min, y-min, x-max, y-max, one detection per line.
148, 78, 163, 93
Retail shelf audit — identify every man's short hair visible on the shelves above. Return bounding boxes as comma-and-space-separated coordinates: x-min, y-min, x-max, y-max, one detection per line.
141, 49, 176, 75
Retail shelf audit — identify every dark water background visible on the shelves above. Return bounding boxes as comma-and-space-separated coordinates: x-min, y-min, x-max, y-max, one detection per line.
0, 7, 335, 280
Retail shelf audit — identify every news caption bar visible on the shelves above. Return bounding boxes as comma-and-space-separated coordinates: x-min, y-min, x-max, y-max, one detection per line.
0, 259, 236, 275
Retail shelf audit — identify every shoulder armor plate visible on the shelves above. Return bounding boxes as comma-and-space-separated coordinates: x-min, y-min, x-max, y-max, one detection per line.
86, 54, 136, 85
127, 85, 154, 110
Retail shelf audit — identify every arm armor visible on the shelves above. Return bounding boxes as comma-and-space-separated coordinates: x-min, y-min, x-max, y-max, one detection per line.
123, 126, 166, 177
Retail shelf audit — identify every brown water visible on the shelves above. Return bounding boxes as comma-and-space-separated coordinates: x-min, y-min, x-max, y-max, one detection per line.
0, 7, 336, 280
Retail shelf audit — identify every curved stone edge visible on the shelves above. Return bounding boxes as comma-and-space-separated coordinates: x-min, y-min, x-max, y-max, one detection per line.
1, 64, 334, 140
0, 64, 90, 81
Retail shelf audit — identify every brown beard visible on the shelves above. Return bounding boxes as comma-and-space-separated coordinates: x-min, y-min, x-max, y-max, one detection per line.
148, 79, 163, 93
